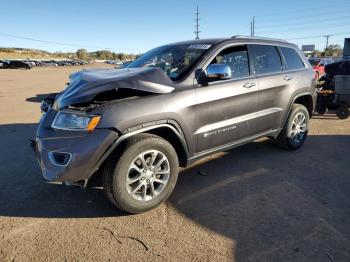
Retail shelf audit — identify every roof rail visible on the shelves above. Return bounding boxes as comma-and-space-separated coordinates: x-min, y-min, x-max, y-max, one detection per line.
231, 35, 288, 42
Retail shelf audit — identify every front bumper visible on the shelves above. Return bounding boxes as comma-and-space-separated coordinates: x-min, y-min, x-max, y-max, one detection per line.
34, 109, 118, 184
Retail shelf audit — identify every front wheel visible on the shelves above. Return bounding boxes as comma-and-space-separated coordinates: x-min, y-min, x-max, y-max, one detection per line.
275, 104, 310, 150
102, 133, 179, 214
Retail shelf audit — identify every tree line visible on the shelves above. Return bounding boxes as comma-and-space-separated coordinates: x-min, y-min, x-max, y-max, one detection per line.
0, 47, 139, 61
309, 44, 343, 58
76, 49, 139, 61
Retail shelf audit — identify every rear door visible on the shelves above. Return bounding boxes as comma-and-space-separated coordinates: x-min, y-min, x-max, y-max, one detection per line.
248, 44, 290, 133
195, 45, 258, 153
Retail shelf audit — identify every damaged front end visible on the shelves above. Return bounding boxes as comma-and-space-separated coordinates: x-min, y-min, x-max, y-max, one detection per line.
54, 67, 174, 109
33, 67, 175, 186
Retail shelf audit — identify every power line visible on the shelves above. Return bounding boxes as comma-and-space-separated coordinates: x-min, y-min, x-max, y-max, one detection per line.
258, 11, 350, 26
285, 32, 350, 41
257, 16, 350, 30
256, 22, 350, 35
256, 1, 350, 22
0, 32, 112, 50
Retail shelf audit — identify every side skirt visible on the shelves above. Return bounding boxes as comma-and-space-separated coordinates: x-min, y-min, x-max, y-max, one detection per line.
187, 128, 281, 165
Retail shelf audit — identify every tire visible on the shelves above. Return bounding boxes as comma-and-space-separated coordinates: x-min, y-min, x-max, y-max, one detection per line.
336, 106, 350, 119
316, 104, 327, 115
275, 104, 310, 150
102, 133, 179, 214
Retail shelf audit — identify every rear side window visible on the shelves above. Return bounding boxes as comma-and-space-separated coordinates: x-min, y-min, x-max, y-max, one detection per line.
250, 45, 282, 75
280, 47, 305, 70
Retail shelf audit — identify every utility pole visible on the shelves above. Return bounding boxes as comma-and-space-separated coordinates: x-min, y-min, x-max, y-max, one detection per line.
250, 20, 253, 36
250, 16, 255, 36
253, 16, 255, 36
194, 6, 200, 40
324, 34, 331, 57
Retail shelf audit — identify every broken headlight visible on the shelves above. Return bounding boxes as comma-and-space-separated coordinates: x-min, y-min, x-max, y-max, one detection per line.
52, 112, 101, 131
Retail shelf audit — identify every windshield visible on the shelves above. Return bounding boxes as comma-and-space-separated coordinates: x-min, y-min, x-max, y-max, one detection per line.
308, 59, 320, 66
126, 44, 211, 81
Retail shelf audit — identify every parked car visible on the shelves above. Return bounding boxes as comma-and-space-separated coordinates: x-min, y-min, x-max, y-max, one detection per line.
4, 60, 32, 69
0, 60, 10, 68
41, 61, 58, 67
117, 60, 133, 69
33, 36, 316, 213
308, 58, 334, 79
26, 60, 37, 66
32, 60, 45, 66
105, 60, 117, 65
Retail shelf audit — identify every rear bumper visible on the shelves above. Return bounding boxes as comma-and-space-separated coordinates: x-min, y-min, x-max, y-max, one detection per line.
33, 110, 118, 184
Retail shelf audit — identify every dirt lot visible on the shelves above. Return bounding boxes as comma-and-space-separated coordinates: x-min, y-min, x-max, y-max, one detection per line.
0, 64, 349, 262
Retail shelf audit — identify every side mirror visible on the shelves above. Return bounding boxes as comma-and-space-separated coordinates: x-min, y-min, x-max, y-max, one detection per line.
206, 64, 232, 81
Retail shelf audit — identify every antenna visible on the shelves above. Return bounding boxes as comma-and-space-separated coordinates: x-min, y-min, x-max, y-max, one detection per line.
194, 6, 200, 40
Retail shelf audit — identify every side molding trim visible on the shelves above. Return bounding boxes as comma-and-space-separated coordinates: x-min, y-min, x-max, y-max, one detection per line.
195, 107, 283, 135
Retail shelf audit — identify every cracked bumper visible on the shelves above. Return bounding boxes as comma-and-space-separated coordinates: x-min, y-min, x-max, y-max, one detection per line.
33, 109, 118, 183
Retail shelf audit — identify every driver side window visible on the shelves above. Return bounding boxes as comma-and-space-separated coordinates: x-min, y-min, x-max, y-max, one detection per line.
210, 45, 250, 79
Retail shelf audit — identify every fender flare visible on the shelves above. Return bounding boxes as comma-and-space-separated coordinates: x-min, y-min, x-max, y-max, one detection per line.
88, 122, 188, 180
281, 92, 314, 128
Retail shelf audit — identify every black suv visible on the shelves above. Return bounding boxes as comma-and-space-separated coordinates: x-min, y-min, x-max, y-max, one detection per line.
34, 36, 317, 213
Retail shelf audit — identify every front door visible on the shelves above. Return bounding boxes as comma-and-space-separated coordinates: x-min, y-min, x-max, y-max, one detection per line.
194, 45, 259, 153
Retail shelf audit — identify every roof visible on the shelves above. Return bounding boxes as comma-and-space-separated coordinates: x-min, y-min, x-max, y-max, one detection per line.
166, 36, 292, 47
231, 35, 288, 43
168, 38, 226, 46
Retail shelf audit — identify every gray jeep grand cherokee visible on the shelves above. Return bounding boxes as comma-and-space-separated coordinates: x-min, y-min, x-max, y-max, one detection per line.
34, 36, 317, 213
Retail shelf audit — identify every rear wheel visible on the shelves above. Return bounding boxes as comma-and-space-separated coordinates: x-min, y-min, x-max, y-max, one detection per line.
275, 104, 309, 150
102, 133, 179, 213
336, 106, 350, 119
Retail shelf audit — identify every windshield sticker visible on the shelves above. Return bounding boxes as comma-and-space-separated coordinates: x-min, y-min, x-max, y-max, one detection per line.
188, 44, 212, 50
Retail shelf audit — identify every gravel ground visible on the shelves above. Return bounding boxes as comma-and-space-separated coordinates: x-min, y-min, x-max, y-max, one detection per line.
0, 64, 349, 262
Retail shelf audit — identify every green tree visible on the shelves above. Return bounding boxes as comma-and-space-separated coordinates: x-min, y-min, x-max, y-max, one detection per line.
324, 44, 343, 57
117, 53, 126, 61
76, 48, 89, 60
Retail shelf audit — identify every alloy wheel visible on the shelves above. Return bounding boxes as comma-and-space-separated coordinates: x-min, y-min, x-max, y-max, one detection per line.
126, 150, 170, 202
290, 112, 307, 144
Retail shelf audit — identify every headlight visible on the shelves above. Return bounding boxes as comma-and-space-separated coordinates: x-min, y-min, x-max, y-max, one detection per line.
52, 112, 101, 131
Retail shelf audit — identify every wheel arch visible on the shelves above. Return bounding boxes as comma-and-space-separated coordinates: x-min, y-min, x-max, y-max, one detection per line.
92, 121, 189, 178
144, 126, 188, 167
293, 93, 314, 117
279, 93, 315, 136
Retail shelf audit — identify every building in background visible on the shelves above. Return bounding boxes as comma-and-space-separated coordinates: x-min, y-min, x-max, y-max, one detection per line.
302, 45, 316, 57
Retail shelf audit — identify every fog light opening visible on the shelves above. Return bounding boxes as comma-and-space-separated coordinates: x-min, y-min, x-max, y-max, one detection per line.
48, 152, 72, 166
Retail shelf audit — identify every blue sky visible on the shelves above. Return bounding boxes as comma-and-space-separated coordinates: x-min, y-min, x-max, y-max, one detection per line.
1, 0, 349, 53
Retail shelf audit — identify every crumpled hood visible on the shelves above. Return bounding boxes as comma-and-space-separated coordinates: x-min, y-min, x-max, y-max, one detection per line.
54, 67, 175, 109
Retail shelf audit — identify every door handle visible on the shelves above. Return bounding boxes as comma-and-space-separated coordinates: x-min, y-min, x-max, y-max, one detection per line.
243, 82, 256, 88
283, 76, 293, 81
